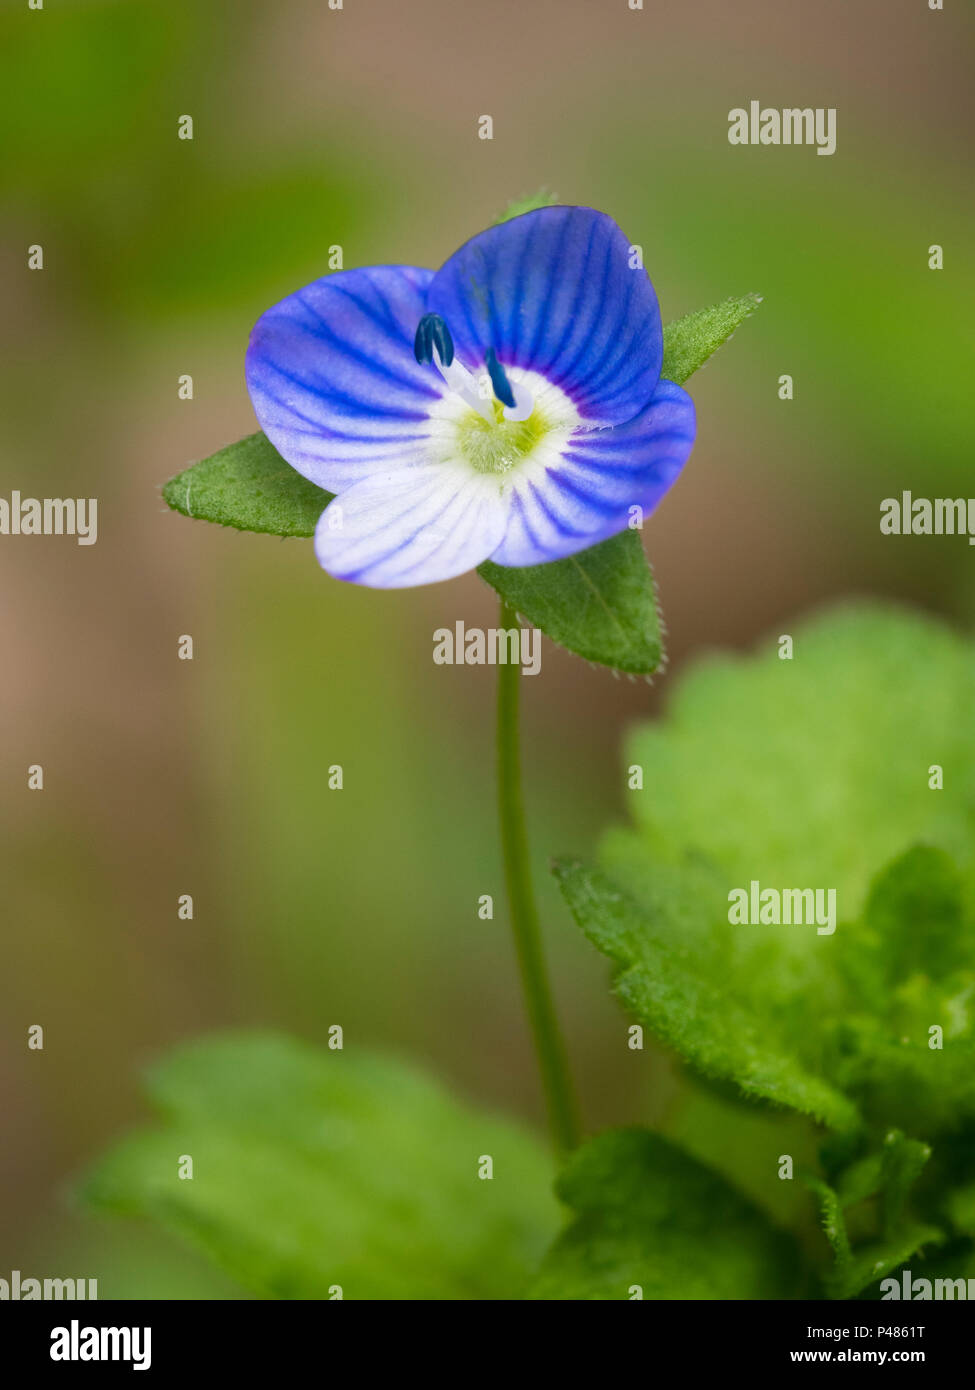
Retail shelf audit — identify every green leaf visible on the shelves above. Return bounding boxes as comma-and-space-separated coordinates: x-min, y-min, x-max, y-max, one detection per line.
947, 1182, 975, 1234
80, 1032, 560, 1301
530, 1128, 800, 1299
809, 1134, 940, 1300
557, 605, 975, 1137
162, 431, 331, 538
826, 848, 975, 1134
808, 1179, 854, 1269
620, 603, 975, 913
660, 293, 762, 386
161, 283, 759, 673
830, 1015, 975, 1136
879, 1130, 932, 1236
554, 857, 858, 1129
864, 845, 969, 985
826, 1224, 942, 1300
477, 531, 662, 674
808, 1130, 935, 1298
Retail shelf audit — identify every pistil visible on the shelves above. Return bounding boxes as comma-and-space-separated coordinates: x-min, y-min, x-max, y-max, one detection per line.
486, 349, 534, 423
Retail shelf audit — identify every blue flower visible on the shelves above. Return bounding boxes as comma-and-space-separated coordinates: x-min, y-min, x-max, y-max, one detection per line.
246, 206, 696, 588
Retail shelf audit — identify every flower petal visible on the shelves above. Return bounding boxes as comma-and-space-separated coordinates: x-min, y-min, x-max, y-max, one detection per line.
245, 265, 443, 494
427, 207, 662, 427
488, 379, 696, 567
315, 463, 508, 588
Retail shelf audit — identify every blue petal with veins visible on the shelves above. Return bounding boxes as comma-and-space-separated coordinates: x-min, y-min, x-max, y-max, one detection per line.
245, 207, 695, 588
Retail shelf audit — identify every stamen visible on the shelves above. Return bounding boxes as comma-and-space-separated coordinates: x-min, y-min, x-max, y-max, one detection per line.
415, 316, 535, 424
413, 313, 455, 367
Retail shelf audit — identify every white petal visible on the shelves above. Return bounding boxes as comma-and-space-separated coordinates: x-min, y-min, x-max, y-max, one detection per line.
315, 463, 508, 588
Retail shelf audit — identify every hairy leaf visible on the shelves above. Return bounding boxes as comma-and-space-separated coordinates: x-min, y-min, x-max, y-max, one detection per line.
879, 1130, 932, 1237
556, 607, 975, 1136
830, 1132, 928, 1218
162, 431, 331, 538
809, 1131, 936, 1298
660, 293, 761, 386
808, 1179, 854, 1282
554, 857, 857, 1129
826, 1225, 942, 1301
478, 531, 661, 674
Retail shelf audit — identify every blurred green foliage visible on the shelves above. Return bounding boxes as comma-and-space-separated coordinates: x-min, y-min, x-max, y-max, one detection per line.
2, 2, 383, 325
83, 1033, 560, 1299
609, 142, 975, 496
530, 1128, 799, 1300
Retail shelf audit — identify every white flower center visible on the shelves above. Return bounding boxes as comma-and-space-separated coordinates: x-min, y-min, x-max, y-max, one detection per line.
425, 369, 581, 478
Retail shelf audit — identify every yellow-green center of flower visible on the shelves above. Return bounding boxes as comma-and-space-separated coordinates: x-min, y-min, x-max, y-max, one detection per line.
455, 399, 551, 475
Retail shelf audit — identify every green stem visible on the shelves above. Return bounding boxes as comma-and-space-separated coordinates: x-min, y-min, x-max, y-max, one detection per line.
497, 599, 581, 1156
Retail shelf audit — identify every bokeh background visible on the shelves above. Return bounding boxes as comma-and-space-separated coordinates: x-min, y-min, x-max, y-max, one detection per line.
2, 0, 973, 1296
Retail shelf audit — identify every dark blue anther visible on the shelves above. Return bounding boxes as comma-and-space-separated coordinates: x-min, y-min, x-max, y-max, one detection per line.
485, 348, 515, 409
413, 313, 455, 367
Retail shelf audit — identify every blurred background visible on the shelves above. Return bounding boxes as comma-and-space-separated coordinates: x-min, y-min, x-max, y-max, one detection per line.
2, 0, 973, 1296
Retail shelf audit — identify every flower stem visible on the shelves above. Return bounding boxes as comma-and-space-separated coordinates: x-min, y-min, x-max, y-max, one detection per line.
496, 599, 581, 1156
